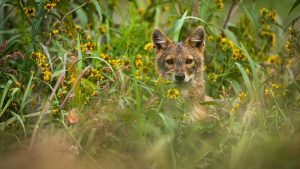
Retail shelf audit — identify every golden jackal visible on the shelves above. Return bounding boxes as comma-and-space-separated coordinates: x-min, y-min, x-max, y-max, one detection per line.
152, 26, 210, 121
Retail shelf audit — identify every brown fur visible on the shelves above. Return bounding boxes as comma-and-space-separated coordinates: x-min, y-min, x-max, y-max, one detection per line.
152, 26, 210, 121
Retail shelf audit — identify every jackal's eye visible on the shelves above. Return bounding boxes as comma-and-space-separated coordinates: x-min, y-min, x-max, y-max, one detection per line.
166, 59, 174, 65
185, 59, 193, 64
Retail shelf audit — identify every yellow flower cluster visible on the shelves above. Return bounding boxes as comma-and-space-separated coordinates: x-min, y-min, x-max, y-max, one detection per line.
137, 8, 145, 15
208, 73, 217, 83
134, 54, 143, 68
232, 48, 246, 61
267, 54, 281, 65
135, 67, 150, 81
285, 41, 292, 52
162, 5, 169, 12
88, 68, 104, 81
109, 59, 123, 68
100, 53, 109, 61
144, 43, 152, 51
216, 0, 224, 9
44, 2, 56, 11
167, 88, 180, 99
260, 30, 276, 47
99, 25, 106, 33
207, 35, 214, 42
232, 91, 247, 112
30, 52, 51, 82
80, 41, 96, 52
260, 8, 276, 23
23, 7, 36, 16
237, 92, 247, 102
217, 36, 246, 61
260, 24, 275, 47
133, 54, 154, 82
67, 74, 77, 85
264, 83, 285, 97
49, 29, 59, 38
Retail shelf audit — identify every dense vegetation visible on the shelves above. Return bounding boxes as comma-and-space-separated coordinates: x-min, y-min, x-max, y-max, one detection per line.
0, 0, 300, 168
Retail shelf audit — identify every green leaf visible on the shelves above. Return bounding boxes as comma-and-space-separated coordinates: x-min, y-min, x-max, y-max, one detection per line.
11, 111, 27, 139
19, 74, 33, 116
172, 11, 187, 42
76, 35, 83, 73
91, 0, 102, 22
289, 0, 300, 14
0, 80, 12, 109
241, 5, 259, 29
235, 62, 253, 96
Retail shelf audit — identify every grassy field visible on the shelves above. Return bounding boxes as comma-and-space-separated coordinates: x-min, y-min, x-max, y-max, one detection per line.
0, 0, 300, 169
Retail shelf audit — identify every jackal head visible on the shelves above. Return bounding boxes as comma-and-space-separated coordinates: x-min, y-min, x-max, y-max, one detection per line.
152, 26, 205, 84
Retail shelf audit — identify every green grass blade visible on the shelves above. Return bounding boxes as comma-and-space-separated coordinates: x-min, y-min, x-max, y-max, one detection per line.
91, 0, 102, 22
11, 111, 27, 139
235, 62, 253, 96
172, 11, 187, 42
0, 98, 12, 118
77, 35, 83, 73
19, 74, 33, 116
239, 43, 256, 74
0, 79, 12, 109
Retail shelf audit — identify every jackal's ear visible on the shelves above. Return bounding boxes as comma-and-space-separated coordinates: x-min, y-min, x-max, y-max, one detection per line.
152, 27, 172, 51
186, 26, 205, 48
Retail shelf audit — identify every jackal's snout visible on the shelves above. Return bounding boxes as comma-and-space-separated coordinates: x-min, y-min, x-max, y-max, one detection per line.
175, 73, 185, 82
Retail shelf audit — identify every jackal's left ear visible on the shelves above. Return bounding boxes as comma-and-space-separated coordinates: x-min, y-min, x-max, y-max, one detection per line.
186, 26, 205, 48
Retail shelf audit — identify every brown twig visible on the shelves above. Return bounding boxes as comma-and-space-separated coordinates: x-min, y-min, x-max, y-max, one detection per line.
223, 0, 239, 29
29, 71, 65, 150
60, 67, 90, 109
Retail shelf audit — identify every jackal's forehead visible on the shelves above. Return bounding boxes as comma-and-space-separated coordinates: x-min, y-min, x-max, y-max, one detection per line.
161, 42, 191, 59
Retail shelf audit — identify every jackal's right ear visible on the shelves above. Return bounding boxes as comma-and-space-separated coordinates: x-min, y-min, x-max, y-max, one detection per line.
152, 27, 172, 51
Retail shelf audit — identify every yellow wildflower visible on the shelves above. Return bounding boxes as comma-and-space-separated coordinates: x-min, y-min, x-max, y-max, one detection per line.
24, 7, 36, 16
285, 41, 292, 52
231, 103, 240, 112
271, 83, 281, 89
134, 54, 143, 69
264, 88, 274, 97
109, 59, 123, 68
30, 52, 51, 82
88, 68, 104, 81
260, 8, 268, 16
207, 35, 214, 42
268, 10, 276, 22
91, 91, 97, 96
245, 67, 250, 75
267, 55, 281, 65
44, 3, 56, 11
99, 25, 106, 33
137, 8, 144, 15
167, 88, 180, 99
216, 0, 224, 9
100, 53, 109, 61
162, 5, 169, 12
208, 73, 217, 83
238, 92, 247, 102
104, 44, 110, 51
75, 25, 81, 30
86, 42, 96, 50
43, 70, 51, 82
144, 43, 153, 51
135, 69, 142, 80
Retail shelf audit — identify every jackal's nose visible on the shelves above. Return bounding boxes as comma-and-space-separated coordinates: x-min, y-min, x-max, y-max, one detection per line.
175, 73, 185, 82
